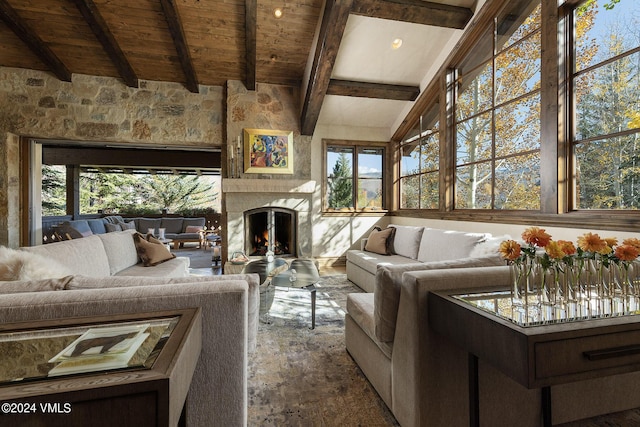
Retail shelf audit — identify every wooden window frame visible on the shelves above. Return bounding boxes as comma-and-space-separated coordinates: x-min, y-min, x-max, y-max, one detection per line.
322, 139, 388, 215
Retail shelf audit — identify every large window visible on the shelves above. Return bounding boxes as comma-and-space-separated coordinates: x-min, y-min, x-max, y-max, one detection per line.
571, 0, 640, 209
400, 102, 440, 209
325, 141, 385, 211
454, 0, 541, 210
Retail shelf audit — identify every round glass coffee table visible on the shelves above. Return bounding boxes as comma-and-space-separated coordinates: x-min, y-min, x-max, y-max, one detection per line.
271, 259, 320, 329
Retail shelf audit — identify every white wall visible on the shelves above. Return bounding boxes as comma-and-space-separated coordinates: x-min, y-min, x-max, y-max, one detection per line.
310, 124, 391, 258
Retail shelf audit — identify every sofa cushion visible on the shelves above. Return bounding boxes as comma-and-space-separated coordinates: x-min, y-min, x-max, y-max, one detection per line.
389, 225, 424, 259
185, 225, 203, 233
417, 229, 488, 263
87, 219, 107, 234
21, 235, 111, 277
97, 229, 139, 275
347, 250, 422, 275
108, 256, 189, 278
161, 217, 184, 234
118, 221, 136, 231
137, 218, 162, 233
105, 223, 121, 232
364, 227, 395, 255
0, 276, 73, 294
182, 217, 205, 232
347, 293, 392, 358
133, 233, 176, 266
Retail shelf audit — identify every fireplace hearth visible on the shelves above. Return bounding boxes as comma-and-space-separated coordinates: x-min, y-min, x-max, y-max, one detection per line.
245, 207, 296, 257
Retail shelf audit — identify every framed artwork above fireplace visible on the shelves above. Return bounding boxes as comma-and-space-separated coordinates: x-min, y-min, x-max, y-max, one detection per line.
243, 128, 293, 174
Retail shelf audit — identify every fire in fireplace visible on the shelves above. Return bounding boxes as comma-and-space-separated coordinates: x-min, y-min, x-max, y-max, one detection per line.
245, 207, 296, 257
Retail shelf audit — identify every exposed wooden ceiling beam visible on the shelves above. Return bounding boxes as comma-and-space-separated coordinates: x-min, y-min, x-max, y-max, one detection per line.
71, 0, 138, 88
245, 0, 257, 91
300, 0, 354, 136
42, 146, 221, 169
0, 0, 71, 82
327, 79, 419, 101
159, 0, 199, 93
351, 0, 472, 29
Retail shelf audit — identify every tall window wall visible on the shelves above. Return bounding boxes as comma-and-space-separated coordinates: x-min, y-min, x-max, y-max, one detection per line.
400, 102, 440, 209
454, 1, 541, 210
395, 0, 640, 226
570, 0, 640, 209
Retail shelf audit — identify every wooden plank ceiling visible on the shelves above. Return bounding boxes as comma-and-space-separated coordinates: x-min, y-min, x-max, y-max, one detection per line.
0, 0, 474, 135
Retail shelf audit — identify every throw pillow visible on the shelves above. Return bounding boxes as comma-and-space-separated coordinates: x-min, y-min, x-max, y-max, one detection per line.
133, 233, 175, 267
364, 227, 395, 255
118, 221, 136, 230
389, 225, 425, 259
185, 225, 203, 233
105, 223, 122, 232
0, 247, 73, 281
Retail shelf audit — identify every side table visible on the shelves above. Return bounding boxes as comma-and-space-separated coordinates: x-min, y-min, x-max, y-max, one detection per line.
0, 308, 201, 427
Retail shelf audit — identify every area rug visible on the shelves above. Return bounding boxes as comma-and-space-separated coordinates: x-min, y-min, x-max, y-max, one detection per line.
248, 274, 399, 426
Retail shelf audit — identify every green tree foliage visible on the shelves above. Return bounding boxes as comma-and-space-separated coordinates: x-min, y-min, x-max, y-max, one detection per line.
328, 153, 353, 209
574, 0, 640, 209
42, 170, 220, 216
42, 165, 66, 216
455, 3, 542, 210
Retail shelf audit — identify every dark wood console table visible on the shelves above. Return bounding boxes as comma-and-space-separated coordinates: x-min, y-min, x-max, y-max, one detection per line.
0, 308, 201, 427
429, 288, 640, 427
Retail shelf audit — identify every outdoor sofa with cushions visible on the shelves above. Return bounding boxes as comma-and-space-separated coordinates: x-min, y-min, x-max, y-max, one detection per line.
54, 216, 206, 249
346, 225, 505, 292
125, 217, 206, 249
346, 265, 640, 426
0, 276, 253, 426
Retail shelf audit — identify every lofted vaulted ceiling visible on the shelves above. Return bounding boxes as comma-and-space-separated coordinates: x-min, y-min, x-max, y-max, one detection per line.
0, 0, 477, 137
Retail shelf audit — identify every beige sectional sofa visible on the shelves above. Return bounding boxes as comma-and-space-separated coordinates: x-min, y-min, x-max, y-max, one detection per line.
1, 230, 261, 426
23, 229, 191, 278
346, 225, 505, 292
346, 263, 640, 426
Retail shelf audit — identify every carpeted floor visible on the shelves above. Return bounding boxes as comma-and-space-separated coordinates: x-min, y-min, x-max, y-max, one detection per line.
247, 275, 398, 426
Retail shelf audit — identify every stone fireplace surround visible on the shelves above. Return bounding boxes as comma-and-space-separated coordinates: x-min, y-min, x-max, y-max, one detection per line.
222, 179, 316, 260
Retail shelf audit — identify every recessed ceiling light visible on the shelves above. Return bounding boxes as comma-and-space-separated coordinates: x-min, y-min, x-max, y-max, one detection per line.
392, 38, 403, 49
274, 8, 283, 18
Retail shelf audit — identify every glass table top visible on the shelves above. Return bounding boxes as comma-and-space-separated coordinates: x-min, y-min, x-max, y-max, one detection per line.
453, 290, 640, 327
0, 316, 180, 384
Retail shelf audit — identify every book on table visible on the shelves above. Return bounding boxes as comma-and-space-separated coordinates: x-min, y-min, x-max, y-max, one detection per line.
48, 323, 150, 377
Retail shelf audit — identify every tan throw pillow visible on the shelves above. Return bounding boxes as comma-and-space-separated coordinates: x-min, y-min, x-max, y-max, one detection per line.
184, 225, 203, 233
133, 233, 175, 267
364, 227, 395, 255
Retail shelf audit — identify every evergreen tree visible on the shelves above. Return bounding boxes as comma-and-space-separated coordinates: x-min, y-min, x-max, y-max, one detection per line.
328, 153, 353, 209
41, 165, 66, 216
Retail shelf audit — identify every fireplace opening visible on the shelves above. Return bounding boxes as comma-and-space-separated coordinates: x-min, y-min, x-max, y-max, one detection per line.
245, 208, 296, 257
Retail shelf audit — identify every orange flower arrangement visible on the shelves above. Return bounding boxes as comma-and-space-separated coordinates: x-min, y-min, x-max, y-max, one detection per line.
500, 228, 640, 267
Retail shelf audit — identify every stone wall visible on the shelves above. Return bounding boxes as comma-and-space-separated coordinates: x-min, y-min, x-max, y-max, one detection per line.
0, 67, 224, 144
226, 80, 311, 180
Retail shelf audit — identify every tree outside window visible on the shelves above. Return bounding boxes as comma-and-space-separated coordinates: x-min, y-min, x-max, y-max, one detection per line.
572, 0, 640, 210
325, 142, 384, 211
400, 102, 440, 209
454, 0, 542, 210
